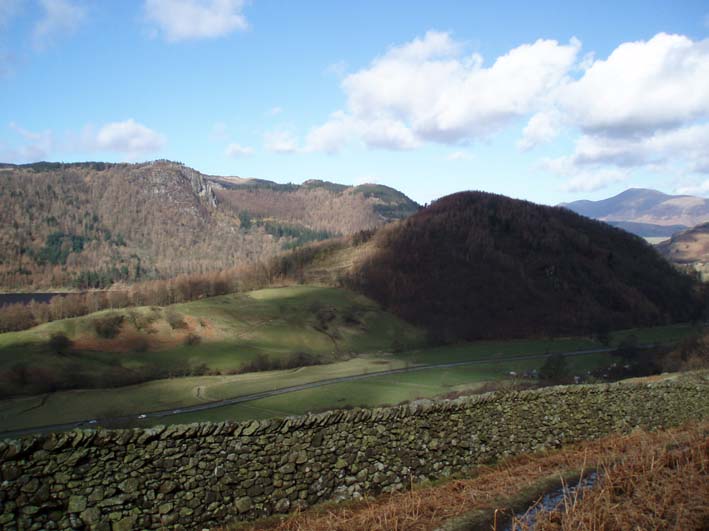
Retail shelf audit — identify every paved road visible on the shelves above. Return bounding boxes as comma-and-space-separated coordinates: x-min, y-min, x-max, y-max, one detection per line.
0, 346, 619, 439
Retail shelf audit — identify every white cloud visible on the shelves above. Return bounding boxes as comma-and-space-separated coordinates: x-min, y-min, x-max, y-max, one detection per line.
32, 0, 86, 50
304, 30, 709, 194
305, 112, 354, 154
543, 156, 630, 193
558, 33, 709, 135
304, 111, 420, 153
268, 106, 283, 116
224, 142, 253, 158
552, 123, 709, 177
91, 119, 166, 156
676, 180, 709, 195
145, 0, 248, 42
2, 119, 165, 162
2, 122, 54, 162
307, 31, 580, 152
447, 150, 471, 161
264, 130, 298, 154
518, 110, 562, 151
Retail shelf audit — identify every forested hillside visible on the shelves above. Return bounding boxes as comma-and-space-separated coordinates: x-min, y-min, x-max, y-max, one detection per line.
347, 192, 700, 340
0, 161, 418, 289
281, 192, 701, 340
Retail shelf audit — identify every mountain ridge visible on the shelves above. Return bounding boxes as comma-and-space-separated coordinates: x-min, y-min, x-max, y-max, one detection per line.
0, 160, 419, 290
561, 188, 709, 236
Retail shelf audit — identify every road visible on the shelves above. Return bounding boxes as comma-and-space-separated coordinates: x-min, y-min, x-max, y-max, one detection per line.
0, 346, 618, 439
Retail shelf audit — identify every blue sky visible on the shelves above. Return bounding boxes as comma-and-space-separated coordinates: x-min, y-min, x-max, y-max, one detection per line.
1, 1, 708, 205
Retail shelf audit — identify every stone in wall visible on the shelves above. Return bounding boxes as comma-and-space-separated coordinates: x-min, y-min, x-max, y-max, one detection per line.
0, 378, 707, 530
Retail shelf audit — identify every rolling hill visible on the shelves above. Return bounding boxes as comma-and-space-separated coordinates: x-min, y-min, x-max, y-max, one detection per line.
0, 286, 425, 398
561, 188, 709, 237
657, 223, 709, 277
288, 192, 701, 340
0, 161, 418, 290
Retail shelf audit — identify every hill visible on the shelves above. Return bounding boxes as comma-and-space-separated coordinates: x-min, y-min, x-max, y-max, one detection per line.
0, 161, 418, 290
0, 285, 425, 398
561, 188, 709, 237
657, 223, 709, 278
290, 192, 700, 340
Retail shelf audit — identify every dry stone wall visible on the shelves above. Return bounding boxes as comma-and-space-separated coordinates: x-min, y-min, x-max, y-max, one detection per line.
1, 378, 707, 531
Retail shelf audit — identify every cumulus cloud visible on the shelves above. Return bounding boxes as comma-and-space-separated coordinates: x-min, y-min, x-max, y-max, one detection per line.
224, 142, 253, 158
306, 31, 580, 153
542, 156, 630, 193
546, 122, 709, 193
557, 33, 709, 135
676, 180, 709, 195
1, 122, 55, 162
145, 0, 248, 42
305, 111, 419, 153
264, 130, 298, 154
268, 106, 283, 116
544, 33, 709, 192
88, 119, 166, 157
2, 119, 166, 162
32, 0, 86, 50
303, 30, 709, 194
518, 110, 562, 151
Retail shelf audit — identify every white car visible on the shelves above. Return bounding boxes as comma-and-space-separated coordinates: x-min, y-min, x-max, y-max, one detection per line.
137, 414, 147, 419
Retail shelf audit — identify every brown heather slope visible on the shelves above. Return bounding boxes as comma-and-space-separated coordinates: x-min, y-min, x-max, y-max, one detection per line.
657, 222, 709, 277
231, 422, 708, 531
0, 161, 418, 289
282, 192, 701, 340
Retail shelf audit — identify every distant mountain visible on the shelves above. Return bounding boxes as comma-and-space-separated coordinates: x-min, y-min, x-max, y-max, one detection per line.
561, 188, 709, 237
0, 161, 418, 289
606, 221, 688, 238
286, 191, 700, 340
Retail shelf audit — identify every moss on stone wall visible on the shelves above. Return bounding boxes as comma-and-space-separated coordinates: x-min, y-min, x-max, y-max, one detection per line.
1, 378, 707, 530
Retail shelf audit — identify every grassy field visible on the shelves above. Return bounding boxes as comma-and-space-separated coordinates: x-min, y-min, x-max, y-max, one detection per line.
0, 356, 408, 430
153, 350, 616, 426
0, 281, 700, 434
0, 286, 425, 396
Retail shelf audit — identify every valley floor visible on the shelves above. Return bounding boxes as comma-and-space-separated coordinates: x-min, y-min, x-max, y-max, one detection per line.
0, 284, 699, 434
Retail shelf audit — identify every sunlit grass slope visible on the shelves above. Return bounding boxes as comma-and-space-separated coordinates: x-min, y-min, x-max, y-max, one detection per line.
0, 286, 426, 397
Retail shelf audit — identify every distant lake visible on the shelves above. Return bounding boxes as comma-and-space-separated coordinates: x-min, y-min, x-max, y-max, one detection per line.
0, 293, 73, 308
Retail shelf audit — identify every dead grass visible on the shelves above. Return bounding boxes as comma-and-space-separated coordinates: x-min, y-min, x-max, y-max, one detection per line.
519, 424, 709, 531
226, 423, 708, 531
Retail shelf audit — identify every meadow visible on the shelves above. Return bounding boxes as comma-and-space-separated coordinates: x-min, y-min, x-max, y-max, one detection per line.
0, 286, 425, 396
0, 282, 698, 433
